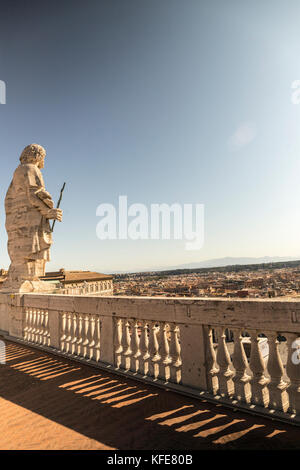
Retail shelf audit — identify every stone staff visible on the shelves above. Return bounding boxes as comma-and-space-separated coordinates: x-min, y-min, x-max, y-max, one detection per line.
51, 182, 66, 233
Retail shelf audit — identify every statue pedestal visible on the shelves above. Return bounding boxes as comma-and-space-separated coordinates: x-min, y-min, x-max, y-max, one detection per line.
0, 279, 57, 294
0, 292, 23, 339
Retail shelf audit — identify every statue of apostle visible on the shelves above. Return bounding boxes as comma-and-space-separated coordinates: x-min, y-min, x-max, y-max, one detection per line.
2, 144, 62, 292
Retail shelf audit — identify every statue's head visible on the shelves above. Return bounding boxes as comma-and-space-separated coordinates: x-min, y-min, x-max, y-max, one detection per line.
20, 144, 46, 169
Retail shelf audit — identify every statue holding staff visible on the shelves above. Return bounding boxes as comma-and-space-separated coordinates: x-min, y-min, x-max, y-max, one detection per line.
2, 144, 63, 292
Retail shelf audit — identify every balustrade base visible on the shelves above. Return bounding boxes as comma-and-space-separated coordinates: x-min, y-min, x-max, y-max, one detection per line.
232, 380, 252, 404
268, 386, 289, 413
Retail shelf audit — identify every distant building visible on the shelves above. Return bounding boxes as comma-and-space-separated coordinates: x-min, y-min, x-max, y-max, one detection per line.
0, 268, 113, 295
41, 269, 113, 295
245, 278, 264, 288
236, 290, 249, 298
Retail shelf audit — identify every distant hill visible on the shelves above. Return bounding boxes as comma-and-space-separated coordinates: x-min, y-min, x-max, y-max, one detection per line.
110, 256, 300, 275
159, 256, 300, 271
113, 256, 300, 277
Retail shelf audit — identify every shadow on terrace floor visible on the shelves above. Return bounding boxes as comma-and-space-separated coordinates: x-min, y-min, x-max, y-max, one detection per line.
0, 337, 299, 450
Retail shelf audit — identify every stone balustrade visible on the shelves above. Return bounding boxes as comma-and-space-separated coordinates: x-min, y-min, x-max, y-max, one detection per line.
1, 293, 300, 424
23, 307, 50, 346
61, 279, 113, 296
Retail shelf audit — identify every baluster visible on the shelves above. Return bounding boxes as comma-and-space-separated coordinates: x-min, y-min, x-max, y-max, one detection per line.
60, 313, 67, 351
131, 320, 141, 373
27, 309, 33, 342
120, 319, 127, 369
82, 314, 90, 359
265, 331, 289, 412
158, 322, 170, 381
45, 311, 50, 346
156, 322, 164, 380
41, 310, 47, 345
139, 321, 150, 376
31, 310, 37, 343
32, 310, 38, 343
249, 330, 270, 407
148, 321, 160, 379
43, 311, 48, 345
42, 310, 48, 346
35, 310, 42, 344
32, 309, 37, 343
71, 314, 78, 355
232, 328, 251, 403
216, 326, 234, 397
39, 310, 45, 345
204, 326, 219, 395
94, 316, 101, 361
76, 314, 83, 356
162, 323, 172, 382
34, 309, 39, 343
31, 309, 36, 343
65, 313, 72, 353
115, 318, 123, 368
87, 315, 93, 358
286, 333, 300, 415
40, 310, 45, 345
121, 320, 132, 370
38, 310, 43, 344
24, 309, 29, 340
89, 315, 96, 360
169, 323, 182, 384
27, 308, 32, 341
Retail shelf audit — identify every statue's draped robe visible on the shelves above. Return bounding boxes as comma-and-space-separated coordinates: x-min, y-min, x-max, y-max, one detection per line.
5, 163, 53, 278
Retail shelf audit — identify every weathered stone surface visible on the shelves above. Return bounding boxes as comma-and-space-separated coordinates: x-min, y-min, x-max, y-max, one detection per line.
1, 144, 62, 293
17, 294, 300, 332
2, 293, 300, 424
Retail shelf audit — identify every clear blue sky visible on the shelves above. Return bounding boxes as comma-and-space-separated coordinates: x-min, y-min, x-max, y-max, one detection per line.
1, 0, 300, 273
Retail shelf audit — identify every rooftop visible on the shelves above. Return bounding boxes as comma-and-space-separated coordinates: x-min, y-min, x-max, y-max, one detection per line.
0, 338, 299, 450
0, 269, 113, 286
35, 269, 113, 284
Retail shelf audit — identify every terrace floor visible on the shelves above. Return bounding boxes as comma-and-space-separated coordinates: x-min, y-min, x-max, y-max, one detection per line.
0, 337, 299, 450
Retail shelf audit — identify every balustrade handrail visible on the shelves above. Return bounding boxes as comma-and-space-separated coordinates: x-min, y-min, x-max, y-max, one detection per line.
18, 293, 300, 333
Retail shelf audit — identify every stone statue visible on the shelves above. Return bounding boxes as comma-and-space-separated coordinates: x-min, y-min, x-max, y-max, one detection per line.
2, 144, 62, 292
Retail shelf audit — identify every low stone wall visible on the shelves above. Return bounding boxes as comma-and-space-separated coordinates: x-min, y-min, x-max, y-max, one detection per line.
1, 292, 300, 425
